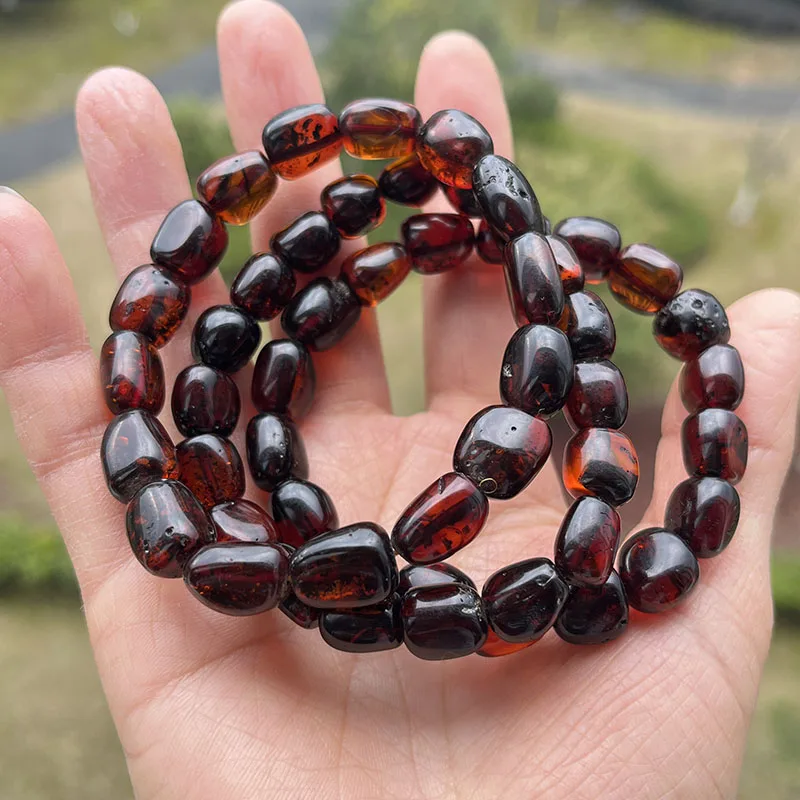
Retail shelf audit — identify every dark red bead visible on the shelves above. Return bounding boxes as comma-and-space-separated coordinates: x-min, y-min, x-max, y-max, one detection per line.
610, 243, 683, 314
278, 544, 321, 628
665, 477, 740, 558
192, 305, 261, 373
109, 264, 190, 347
476, 219, 504, 264
150, 200, 228, 285
271, 211, 340, 275
340, 98, 421, 160
500, 324, 574, 417
176, 434, 245, 510
504, 231, 565, 326
619, 528, 700, 613
453, 405, 552, 499
680, 344, 744, 413
320, 594, 403, 653
401, 213, 474, 275
546, 235, 584, 294
341, 242, 411, 306
564, 359, 628, 431
398, 562, 476, 595
321, 174, 386, 239
230, 253, 296, 322
552, 217, 621, 284
441, 183, 482, 217
210, 499, 278, 544
252, 339, 315, 419
560, 291, 616, 360
682, 408, 748, 485
171, 364, 240, 438
554, 570, 629, 645
246, 413, 309, 492
100, 330, 165, 415
185, 542, 290, 616
477, 629, 535, 658
126, 480, 213, 578
391, 472, 489, 565
653, 289, 730, 361
378, 153, 438, 206
270, 479, 338, 548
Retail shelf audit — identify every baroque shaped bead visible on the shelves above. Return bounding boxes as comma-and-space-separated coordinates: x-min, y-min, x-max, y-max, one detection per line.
679, 344, 744, 413
277, 544, 320, 628
653, 289, 730, 361
171, 364, 240, 438
230, 253, 296, 322
271, 211, 340, 275
398, 562, 476, 595
401, 212, 474, 274
554, 570, 629, 645
546, 235, 584, 294
552, 217, 622, 284
252, 339, 315, 419
564, 359, 628, 431
441, 183, 483, 217
100, 330, 165, 415
609, 243, 683, 314
504, 231, 565, 326
682, 408, 748, 485
377, 153, 438, 206
191, 305, 261, 373
176, 434, 245, 510
476, 219, 504, 264
246, 413, 309, 492
270, 479, 338, 549
321, 174, 386, 239
340, 98, 421, 159
320, 594, 404, 653
341, 242, 411, 306
211, 499, 278, 544
560, 290, 616, 359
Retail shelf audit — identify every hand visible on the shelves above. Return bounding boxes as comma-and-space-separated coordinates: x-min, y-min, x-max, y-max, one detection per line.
1, 2, 798, 797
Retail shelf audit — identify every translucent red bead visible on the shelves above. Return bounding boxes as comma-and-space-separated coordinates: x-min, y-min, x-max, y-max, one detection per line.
401, 213, 474, 274
100, 330, 164, 415
340, 98, 421, 160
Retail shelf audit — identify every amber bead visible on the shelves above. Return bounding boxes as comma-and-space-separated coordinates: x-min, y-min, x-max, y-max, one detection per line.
563, 428, 639, 506
552, 217, 622, 284
340, 98, 421, 160
554, 570, 628, 645
320, 175, 385, 240
665, 477, 740, 558
378, 153, 438, 206
401, 213, 474, 274
477, 630, 535, 658
564, 359, 628, 431
619, 528, 699, 613
196, 150, 278, 225
171, 364, 240, 438
192, 305, 261, 373
185, 542, 290, 616
417, 109, 493, 189
252, 339, 315, 419
398, 562, 476, 595
610, 243, 683, 314
278, 544, 321, 629
653, 289, 730, 361
441, 184, 482, 217
679, 344, 744, 413
500, 324, 574, 417
682, 408, 747, 485
554, 496, 621, 587
546, 235, 584, 294
246, 413, 309, 492
150, 200, 228, 285
270, 479, 338, 549
230, 253, 295, 322
453, 405, 552, 499
211, 499, 277, 545
561, 291, 616, 360
391, 472, 489, 565
109, 264, 190, 347
281, 277, 361, 352
476, 219, 504, 264
270, 211, 341, 275
101, 410, 178, 503
402, 584, 488, 660
100, 331, 165, 415
262, 103, 342, 180
320, 594, 404, 653
504, 231, 565, 326
341, 242, 411, 306
176, 434, 245, 510
126, 480, 213, 578
290, 522, 397, 609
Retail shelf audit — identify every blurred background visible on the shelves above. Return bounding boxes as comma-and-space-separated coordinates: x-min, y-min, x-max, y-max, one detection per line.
1, 0, 800, 796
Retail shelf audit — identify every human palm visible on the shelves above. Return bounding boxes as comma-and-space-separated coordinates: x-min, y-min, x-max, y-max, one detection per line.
1, 2, 799, 798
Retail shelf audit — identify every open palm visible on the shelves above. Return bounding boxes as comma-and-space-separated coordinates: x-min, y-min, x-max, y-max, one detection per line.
1, 2, 799, 798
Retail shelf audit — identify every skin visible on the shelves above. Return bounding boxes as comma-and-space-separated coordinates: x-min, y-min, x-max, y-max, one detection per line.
0, 2, 798, 798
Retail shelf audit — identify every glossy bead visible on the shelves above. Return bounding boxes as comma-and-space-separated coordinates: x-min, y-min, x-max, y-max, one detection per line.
500, 324, 574, 417
564, 359, 628, 431
477, 629, 535, 658
401, 213, 474, 274
150, 200, 228, 285
126, 480, 212, 578
561, 291, 616, 359
320, 174, 385, 239
398, 562, 476, 595
281, 277, 361, 351
504, 231, 565, 326
171, 364, 240, 438
246, 413, 309, 492
185, 542, 290, 616
546, 235, 584, 294
680, 344, 744, 413
192, 305, 261, 373
270, 479, 338, 548
402, 584, 488, 660
378, 153, 438, 206
563, 428, 639, 506
279, 544, 321, 629
211, 499, 278, 544
262, 103, 342, 180
290, 522, 397, 609
341, 242, 411, 306
682, 408, 748, 485
109, 264, 190, 347
453, 405, 552, 499
320, 594, 404, 653
340, 98, 421, 159
252, 339, 315, 419
101, 410, 178, 503
472, 154, 545, 241
554, 570, 629, 645
100, 331, 165, 415
196, 150, 278, 225
441, 183, 482, 217
653, 289, 730, 361
665, 477, 740, 558
610, 243, 683, 314
230, 253, 295, 322
619, 528, 700, 613
391, 472, 489, 565
416, 109, 493, 189
270, 211, 340, 275
476, 219, 504, 264
176, 434, 245, 510
552, 217, 621, 284
554, 497, 621, 586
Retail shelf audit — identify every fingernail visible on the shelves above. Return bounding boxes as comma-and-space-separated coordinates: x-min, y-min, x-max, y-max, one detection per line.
0, 186, 22, 199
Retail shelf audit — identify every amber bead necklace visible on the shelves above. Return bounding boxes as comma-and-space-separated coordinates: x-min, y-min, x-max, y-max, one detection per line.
101, 100, 747, 660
